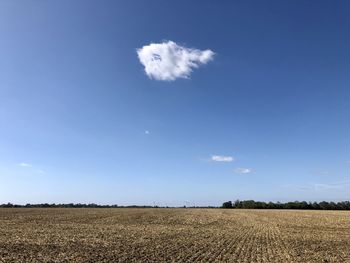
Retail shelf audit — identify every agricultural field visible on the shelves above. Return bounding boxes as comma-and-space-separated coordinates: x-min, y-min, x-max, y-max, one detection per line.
1, 208, 350, 262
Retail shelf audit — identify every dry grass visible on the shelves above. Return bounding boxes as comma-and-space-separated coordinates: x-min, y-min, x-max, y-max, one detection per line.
1, 208, 350, 262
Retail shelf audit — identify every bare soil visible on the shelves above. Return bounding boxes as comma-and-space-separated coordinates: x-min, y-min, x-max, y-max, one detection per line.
1, 208, 350, 262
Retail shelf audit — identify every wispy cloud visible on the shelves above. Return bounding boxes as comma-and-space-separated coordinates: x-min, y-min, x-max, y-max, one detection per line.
137, 40, 214, 81
18, 162, 45, 175
211, 155, 234, 162
145, 130, 150, 135
294, 180, 350, 191
234, 168, 252, 174
314, 180, 350, 190
310, 170, 330, 177
19, 163, 32, 167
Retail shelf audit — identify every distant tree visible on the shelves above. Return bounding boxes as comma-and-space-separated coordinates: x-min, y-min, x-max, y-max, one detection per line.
222, 201, 233, 208
267, 202, 276, 209
241, 200, 256, 209
234, 199, 240, 208
311, 202, 319, 210
319, 201, 330, 210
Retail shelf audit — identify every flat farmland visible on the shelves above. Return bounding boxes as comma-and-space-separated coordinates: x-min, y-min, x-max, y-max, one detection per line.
1, 208, 350, 262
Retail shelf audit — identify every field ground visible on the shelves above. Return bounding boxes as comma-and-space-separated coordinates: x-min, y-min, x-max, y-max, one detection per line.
1, 208, 350, 262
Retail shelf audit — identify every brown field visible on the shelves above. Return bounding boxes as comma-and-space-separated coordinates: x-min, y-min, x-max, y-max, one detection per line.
1, 208, 350, 262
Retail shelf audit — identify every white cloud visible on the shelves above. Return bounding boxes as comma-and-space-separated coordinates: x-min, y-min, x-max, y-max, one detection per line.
145, 130, 150, 135
137, 40, 214, 81
36, 169, 45, 175
211, 155, 234, 162
19, 163, 32, 167
234, 168, 252, 174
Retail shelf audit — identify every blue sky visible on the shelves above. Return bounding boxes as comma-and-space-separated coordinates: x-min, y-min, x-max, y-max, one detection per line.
1, 1, 350, 206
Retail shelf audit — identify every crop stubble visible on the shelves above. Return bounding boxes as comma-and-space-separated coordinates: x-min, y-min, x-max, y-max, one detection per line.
0, 208, 350, 262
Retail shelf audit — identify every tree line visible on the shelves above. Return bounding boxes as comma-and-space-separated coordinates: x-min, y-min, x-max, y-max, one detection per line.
222, 200, 350, 210
0, 203, 152, 208
0, 203, 216, 208
2, 201, 350, 210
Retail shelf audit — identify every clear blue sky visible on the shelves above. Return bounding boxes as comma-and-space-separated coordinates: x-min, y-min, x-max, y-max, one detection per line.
1, 1, 350, 206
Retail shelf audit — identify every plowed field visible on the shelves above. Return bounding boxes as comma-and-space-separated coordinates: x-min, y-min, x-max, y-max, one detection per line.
1, 208, 350, 262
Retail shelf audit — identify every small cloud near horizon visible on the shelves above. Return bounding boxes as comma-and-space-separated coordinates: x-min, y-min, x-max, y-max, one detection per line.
234, 168, 252, 174
137, 40, 214, 81
211, 155, 234, 162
